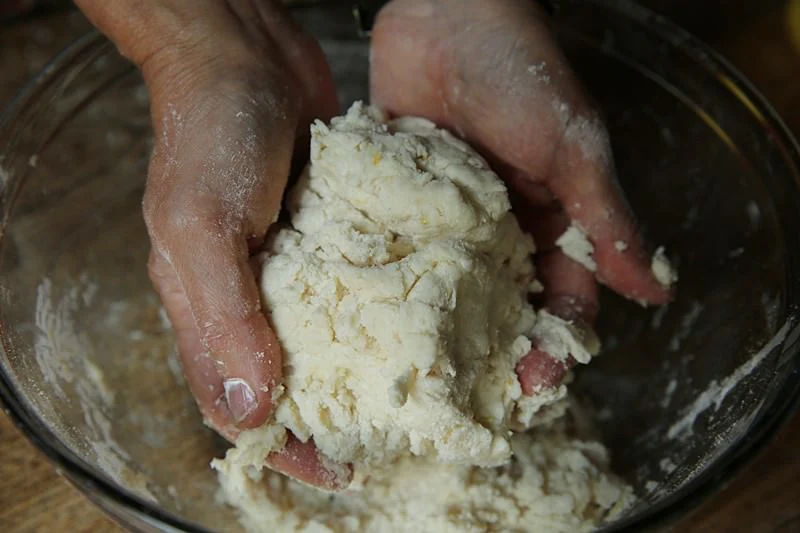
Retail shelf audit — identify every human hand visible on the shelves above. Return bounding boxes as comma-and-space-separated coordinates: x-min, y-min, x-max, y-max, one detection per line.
371, 0, 673, 394
74, 0, 350, 490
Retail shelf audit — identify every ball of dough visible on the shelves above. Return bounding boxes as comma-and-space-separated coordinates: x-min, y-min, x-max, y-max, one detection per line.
258, 103, 597, 470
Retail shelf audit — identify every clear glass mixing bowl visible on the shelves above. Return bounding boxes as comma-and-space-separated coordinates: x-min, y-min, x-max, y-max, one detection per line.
1, 1, 799, 531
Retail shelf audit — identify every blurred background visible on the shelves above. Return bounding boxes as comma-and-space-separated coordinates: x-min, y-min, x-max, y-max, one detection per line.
0, 1, 798, 531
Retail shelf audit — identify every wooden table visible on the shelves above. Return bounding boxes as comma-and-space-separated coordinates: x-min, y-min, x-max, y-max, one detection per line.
1, 2, 800, 532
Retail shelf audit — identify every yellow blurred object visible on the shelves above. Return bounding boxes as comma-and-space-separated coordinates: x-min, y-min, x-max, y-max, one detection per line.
788, 0, 800, 51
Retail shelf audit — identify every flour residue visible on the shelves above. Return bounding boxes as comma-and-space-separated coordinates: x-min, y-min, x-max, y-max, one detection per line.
667, 320, 792, 439
658, 457, 677, 475
667, 301, 703, 352
650, 304, 669, 330
659, 378, 678, 409
33, 276, 157, 502
527, 61, 551, 84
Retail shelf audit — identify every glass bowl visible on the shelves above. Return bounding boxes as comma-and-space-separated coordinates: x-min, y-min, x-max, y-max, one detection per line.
1, 0, 799, 531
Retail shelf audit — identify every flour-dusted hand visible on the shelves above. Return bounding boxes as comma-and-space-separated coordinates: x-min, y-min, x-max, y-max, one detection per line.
74, 0, 350, 490
371, 0, 673, 393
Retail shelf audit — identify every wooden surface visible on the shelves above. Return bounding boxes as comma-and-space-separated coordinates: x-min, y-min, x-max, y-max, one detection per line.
1, 2, 800, 532
0, 415, 122, 532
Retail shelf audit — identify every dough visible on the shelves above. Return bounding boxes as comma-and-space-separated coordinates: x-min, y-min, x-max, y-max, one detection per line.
213, 414, 633, 533
253, 103, 597, 468
557, 220, 678, 293
212, 103, 628, 532
556, 223, 597, 272
651, 246, 678, 288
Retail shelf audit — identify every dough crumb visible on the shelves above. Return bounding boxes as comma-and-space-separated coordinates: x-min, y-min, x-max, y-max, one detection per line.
614, 240, 629, 252
651, 246, 678, 288
556, 223, 597, 272
214, 420, 634, 533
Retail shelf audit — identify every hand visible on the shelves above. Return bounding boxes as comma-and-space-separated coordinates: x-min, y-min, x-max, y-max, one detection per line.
74, 0, 350, 490
371, 0, 672, 394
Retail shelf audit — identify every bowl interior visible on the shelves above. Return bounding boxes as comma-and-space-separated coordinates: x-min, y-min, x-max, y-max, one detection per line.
1, 1, 799, 531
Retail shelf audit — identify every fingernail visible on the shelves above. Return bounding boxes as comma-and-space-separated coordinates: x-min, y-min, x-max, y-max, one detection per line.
224, 378, 257, 424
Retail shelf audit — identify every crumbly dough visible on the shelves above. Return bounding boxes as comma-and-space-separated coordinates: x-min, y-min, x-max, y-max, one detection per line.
556, 223, 597, 272
559, 226, 678, 293
252, 103, 598, 469
651, 246, 678, 288
213, 415, 633, 533
212, 103, 629, 532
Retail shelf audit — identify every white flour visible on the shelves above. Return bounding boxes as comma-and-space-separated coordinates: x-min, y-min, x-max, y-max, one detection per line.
651, 247, 678, 288
33, 277, 157, 502
667, 320, 792, 440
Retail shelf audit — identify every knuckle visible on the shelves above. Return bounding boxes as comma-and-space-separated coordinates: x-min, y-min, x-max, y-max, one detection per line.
228, 75, 298, 128
144, 189, 229, 246
159, 202, 201, 239
143, 192, 183, 241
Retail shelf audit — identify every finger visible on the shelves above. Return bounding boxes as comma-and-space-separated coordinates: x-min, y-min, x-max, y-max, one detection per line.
149, 251, 351, 489
143, 62, 300, 429
516, 249, 597, 394
371, 2, 673, 306
518, 205, 596, 394
547, 116, 672, 305
509, 150, 667, 311
516, 350, 573, 395
469, 85, 672, 304
513, 195, 599, 321
512, 201, 599, 394
528, 207, 601, 314
160, 216, 283, 431
267, 434, 353, 492
474, 108, 671, 305
537, 249, 599, 324
148, 250, 241, 438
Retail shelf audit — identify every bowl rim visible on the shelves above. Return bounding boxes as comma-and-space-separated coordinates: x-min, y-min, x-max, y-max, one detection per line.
1, 1, 800, 531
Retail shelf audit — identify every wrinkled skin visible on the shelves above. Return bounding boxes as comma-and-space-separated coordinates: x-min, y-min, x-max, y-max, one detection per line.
73, 0, 669, 489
